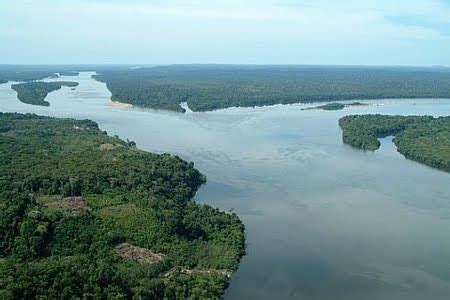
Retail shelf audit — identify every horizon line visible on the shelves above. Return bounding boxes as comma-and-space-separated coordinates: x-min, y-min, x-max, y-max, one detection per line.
0, 63, 449, 68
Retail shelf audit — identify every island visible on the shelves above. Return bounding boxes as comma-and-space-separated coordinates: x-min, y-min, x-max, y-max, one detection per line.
11, 81, 79, 106
302, 102, 368, 111
93, 65, 450, 112
339, 114, 450, 172
0, 113, 245, 298
59, 71, 80, 76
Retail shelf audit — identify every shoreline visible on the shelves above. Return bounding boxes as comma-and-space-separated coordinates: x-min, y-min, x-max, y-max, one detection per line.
108, 99, 133, 108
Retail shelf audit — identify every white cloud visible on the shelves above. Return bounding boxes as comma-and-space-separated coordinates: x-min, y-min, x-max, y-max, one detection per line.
0, 0, 449, 64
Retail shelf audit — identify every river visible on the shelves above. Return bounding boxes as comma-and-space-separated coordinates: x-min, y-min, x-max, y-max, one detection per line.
1, 72, 450, 300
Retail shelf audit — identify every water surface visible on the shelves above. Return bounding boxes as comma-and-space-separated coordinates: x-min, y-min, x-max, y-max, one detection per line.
1, 73, 450, 300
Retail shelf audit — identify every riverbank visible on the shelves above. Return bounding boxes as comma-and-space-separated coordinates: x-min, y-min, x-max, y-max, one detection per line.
108, 99, 133, 108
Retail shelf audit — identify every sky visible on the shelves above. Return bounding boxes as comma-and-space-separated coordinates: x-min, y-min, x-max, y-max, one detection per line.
1, 0, 450, 66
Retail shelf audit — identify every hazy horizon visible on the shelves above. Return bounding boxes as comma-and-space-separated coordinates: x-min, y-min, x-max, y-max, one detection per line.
1, 0, 450, 65
1, 64, 449, 68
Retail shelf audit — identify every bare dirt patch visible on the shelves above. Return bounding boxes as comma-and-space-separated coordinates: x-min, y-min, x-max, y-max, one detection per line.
45, 196, 89, 215
164, 267, 232, 278
99, 143, 116, 151
115, 243, 165, 265
0, 131, 17, 137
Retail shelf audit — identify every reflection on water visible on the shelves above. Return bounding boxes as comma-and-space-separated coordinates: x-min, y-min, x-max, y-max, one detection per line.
1, 73, 450, 300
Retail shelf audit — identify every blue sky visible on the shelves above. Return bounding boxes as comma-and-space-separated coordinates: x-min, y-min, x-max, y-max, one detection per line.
1, 0, 450, 65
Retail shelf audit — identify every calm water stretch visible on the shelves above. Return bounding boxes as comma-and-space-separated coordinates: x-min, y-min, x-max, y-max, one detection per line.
1, 73, 450, 300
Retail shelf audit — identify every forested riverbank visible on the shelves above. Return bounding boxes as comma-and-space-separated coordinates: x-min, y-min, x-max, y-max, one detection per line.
0, 113, 245, 299
93, 65, 450, 112
339, 114, 450, 172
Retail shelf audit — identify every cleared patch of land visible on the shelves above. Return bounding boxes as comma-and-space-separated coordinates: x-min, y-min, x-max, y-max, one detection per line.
98, 143, 120, 151
115, 243, 165, 264
43, 196, 89, 215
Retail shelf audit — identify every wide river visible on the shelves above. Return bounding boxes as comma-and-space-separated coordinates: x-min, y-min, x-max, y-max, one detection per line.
1, 73, 450, 300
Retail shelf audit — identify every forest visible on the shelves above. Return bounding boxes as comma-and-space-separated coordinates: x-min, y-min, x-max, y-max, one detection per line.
93, 65, 450, 112
11, 81, 79, 106
58, 71, 79, 76
0, 113, 245, 299
339, 114, 450, 172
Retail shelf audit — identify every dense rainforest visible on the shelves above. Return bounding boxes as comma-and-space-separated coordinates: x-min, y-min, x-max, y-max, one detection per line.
339, 114, 450, 172
93, 65, 450, 112
0, 113, 245, 299
11, 81, 79, 106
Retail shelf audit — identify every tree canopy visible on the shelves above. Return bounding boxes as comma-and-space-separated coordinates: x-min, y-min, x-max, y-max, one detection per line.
11, 81, 79, 106
93, 65, 450, 112
0, 113, 245, 299
339, 114, 450, 172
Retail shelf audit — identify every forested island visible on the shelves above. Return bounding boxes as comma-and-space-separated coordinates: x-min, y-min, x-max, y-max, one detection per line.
11, 81, 79, 106
93, 65, 450, 112
59, 71, 80, 76
302, 102, 368, 111
339, 114, 450, 172
0, 113, 245, 298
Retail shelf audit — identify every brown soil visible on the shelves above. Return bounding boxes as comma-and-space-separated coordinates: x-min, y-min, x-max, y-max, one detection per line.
45, 196, 89, 215
115, 243, 165, 264
99, 143, 116, 151
0, 131, 17, 137
164, 267, 232, 278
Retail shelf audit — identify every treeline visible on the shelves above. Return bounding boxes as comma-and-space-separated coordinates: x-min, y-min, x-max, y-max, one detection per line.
0, 113, 245, 299
302, 102, 368, 111
339, 114, 450, 172
0, 70, 60, 82
0, 66, 75, 82
58, 71, 79, 76
0, 65, 132, 82
93, 65, 450, 112
11, 81, 79, 106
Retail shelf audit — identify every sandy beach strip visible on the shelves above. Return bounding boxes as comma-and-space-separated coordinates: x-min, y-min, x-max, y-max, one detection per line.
108, 100, 133, 108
